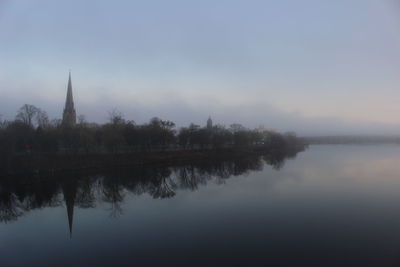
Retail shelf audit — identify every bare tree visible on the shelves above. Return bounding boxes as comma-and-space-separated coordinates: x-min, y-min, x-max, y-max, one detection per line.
36, 108, 49, 128
15, 104, 39, 127
108, 108, 125, 125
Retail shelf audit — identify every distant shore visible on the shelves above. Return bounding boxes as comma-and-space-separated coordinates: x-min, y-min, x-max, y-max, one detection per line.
302, 135, 400, 145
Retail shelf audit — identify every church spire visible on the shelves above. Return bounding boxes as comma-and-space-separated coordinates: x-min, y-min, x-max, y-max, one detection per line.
66, 71, 73, 107
62, 71, 76, 127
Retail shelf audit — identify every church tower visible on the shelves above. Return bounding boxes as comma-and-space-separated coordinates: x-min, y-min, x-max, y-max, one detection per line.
62, 71, 76, 127
207, 116, 213, 129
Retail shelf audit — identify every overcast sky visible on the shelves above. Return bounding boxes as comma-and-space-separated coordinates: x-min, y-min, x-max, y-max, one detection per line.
1, 0, 400, 135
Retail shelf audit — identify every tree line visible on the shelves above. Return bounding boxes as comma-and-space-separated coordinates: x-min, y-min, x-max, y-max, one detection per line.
0, 104, 305, 156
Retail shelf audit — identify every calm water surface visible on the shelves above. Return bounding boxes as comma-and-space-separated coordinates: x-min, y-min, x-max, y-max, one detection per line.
2, 145, 400, 266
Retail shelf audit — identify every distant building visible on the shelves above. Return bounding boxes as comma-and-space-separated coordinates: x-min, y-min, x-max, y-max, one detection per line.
207, 116, 213, 129
62, 72, 76, 127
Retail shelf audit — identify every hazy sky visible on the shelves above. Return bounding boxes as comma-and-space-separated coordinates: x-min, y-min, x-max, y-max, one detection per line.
1, 0, 400, 135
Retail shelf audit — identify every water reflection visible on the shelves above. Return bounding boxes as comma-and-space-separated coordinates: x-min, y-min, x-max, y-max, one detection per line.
0, 150, 300, 235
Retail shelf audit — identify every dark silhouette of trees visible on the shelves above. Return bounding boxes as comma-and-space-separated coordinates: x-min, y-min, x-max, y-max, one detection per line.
144, 117, 176, 150
0, 104, 306, 162
3, 120, 35, 153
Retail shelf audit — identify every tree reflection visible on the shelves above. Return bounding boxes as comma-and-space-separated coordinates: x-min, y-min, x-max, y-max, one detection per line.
102, 174, 125, 218
0, 149, 301, 231
0, 190, 22, 223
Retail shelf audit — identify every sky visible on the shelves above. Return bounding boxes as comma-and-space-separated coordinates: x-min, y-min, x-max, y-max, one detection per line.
1, 0, 400, 135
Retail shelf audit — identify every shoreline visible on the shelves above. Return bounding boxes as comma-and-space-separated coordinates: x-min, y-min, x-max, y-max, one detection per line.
0, 146, 306, 179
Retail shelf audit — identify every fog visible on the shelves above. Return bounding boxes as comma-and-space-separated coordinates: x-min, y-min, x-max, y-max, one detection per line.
1, 0, 400, 136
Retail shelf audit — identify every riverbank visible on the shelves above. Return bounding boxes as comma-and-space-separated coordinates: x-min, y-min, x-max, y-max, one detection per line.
0, 145, 306, 178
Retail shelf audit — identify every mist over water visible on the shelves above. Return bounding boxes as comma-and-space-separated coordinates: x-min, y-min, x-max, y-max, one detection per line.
2, 145, 400, 266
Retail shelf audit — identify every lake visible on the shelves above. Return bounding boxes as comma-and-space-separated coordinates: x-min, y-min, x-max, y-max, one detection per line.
2, 145, 400, 266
